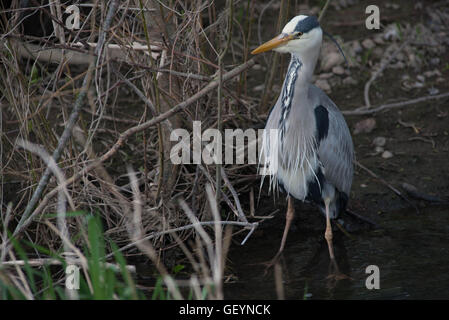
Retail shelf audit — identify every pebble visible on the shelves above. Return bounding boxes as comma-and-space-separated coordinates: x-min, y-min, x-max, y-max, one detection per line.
253, 84, 265, 92
385, 3, 400, 9
382, 151, 394, 159
384, 25, 400, 41
315, 79, 331, 93
342, 76, 358, 85
372, 47, 384, 59
328, 77, 342, 88
424, 70, 442, 78
310, 6, 320, 15
353, 118, 376, 134
428, 87, 440, 95
416, 75, 425, 82
362, 38, 376, 50
321, 52, 344, 71
375, 146, 385, 153
351, 41, 363, 54
374, 36, 385, 45
430, 57, 440, 65
319, 72, 333, 79
390, 61, 405, 69
373, 136, 386, 147
396, 52, 405, 61
408, 53, 422, 70
332, 65, 345, 75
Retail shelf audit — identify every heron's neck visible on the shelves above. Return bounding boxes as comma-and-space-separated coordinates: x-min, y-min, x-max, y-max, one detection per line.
290, 51, 319, 89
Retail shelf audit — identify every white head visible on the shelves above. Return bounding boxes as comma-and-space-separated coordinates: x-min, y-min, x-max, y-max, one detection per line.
252, 15, 323, 60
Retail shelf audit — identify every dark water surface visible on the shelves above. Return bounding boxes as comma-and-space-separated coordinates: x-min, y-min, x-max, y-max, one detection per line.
224, 205, 449, 299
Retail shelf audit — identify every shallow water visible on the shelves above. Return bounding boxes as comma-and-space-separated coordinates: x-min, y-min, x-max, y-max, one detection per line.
224, 205, 449, 299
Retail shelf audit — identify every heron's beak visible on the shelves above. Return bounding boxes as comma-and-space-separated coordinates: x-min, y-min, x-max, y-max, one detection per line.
251, 33, 294, 54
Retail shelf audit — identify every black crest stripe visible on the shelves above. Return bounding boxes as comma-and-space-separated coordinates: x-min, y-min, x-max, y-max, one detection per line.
294, 16, 320, 33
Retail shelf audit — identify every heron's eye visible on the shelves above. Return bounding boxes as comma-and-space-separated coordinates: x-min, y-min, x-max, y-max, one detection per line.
295, 32, 303, 38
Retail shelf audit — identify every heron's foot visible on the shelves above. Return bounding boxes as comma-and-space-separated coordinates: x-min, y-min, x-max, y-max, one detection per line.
326, 272, 352, 281
326, 259, 352, 282
260, 251, 283, 275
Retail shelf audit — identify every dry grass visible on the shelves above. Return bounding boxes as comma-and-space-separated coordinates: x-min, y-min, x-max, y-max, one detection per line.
0, 0, 265, 299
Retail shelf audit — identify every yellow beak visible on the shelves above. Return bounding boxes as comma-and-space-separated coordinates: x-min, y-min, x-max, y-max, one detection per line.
251, 33, 294, 54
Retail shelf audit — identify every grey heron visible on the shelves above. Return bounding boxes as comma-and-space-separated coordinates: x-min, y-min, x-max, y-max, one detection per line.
252, 15, 354, 275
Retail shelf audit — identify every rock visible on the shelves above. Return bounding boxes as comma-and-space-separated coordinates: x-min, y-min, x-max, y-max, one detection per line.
428, 87, 439, 95
384, 24, 400, 41
416, 75, 425, 82
424, 70, 442, 78
353, 118, 376, 134
401, 79, 424, 91
372, 47, 384, 59
310, 6, 320, 15
253, 84, 265, 92
321, 52, 344, 71
396, 52, 405, 61
382, 151, 394, 159
385, 3, 400, 9
390, 61, 405, 69
351, 40, 363, 55
315, 79, 331, 93
436, 77, 445, 83
373, 136, 386, 147
319, 72, 333, 79
328, 77, 342, 88
342, 76, 358, 85
430, 57, 440, 65
362, 38, 376, 50
374, 36, 385, 45
408, 53, 422, 70
332, 65, 345, 75
375, 146, 385, 153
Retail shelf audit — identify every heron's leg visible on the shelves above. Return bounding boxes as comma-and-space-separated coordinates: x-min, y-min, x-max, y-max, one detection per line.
324, 198, 335, 260
278, 196, 295, 254
324, 198, 351, 281
261, 196, 295, 272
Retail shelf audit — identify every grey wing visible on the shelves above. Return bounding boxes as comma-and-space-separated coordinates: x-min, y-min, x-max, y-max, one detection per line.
312, 87, 354, 195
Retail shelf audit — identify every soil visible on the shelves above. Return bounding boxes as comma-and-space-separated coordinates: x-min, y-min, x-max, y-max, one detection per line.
223, 0, 449, 299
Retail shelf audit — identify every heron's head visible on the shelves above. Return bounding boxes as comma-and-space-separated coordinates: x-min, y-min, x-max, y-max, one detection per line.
251, 15, 322, 57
